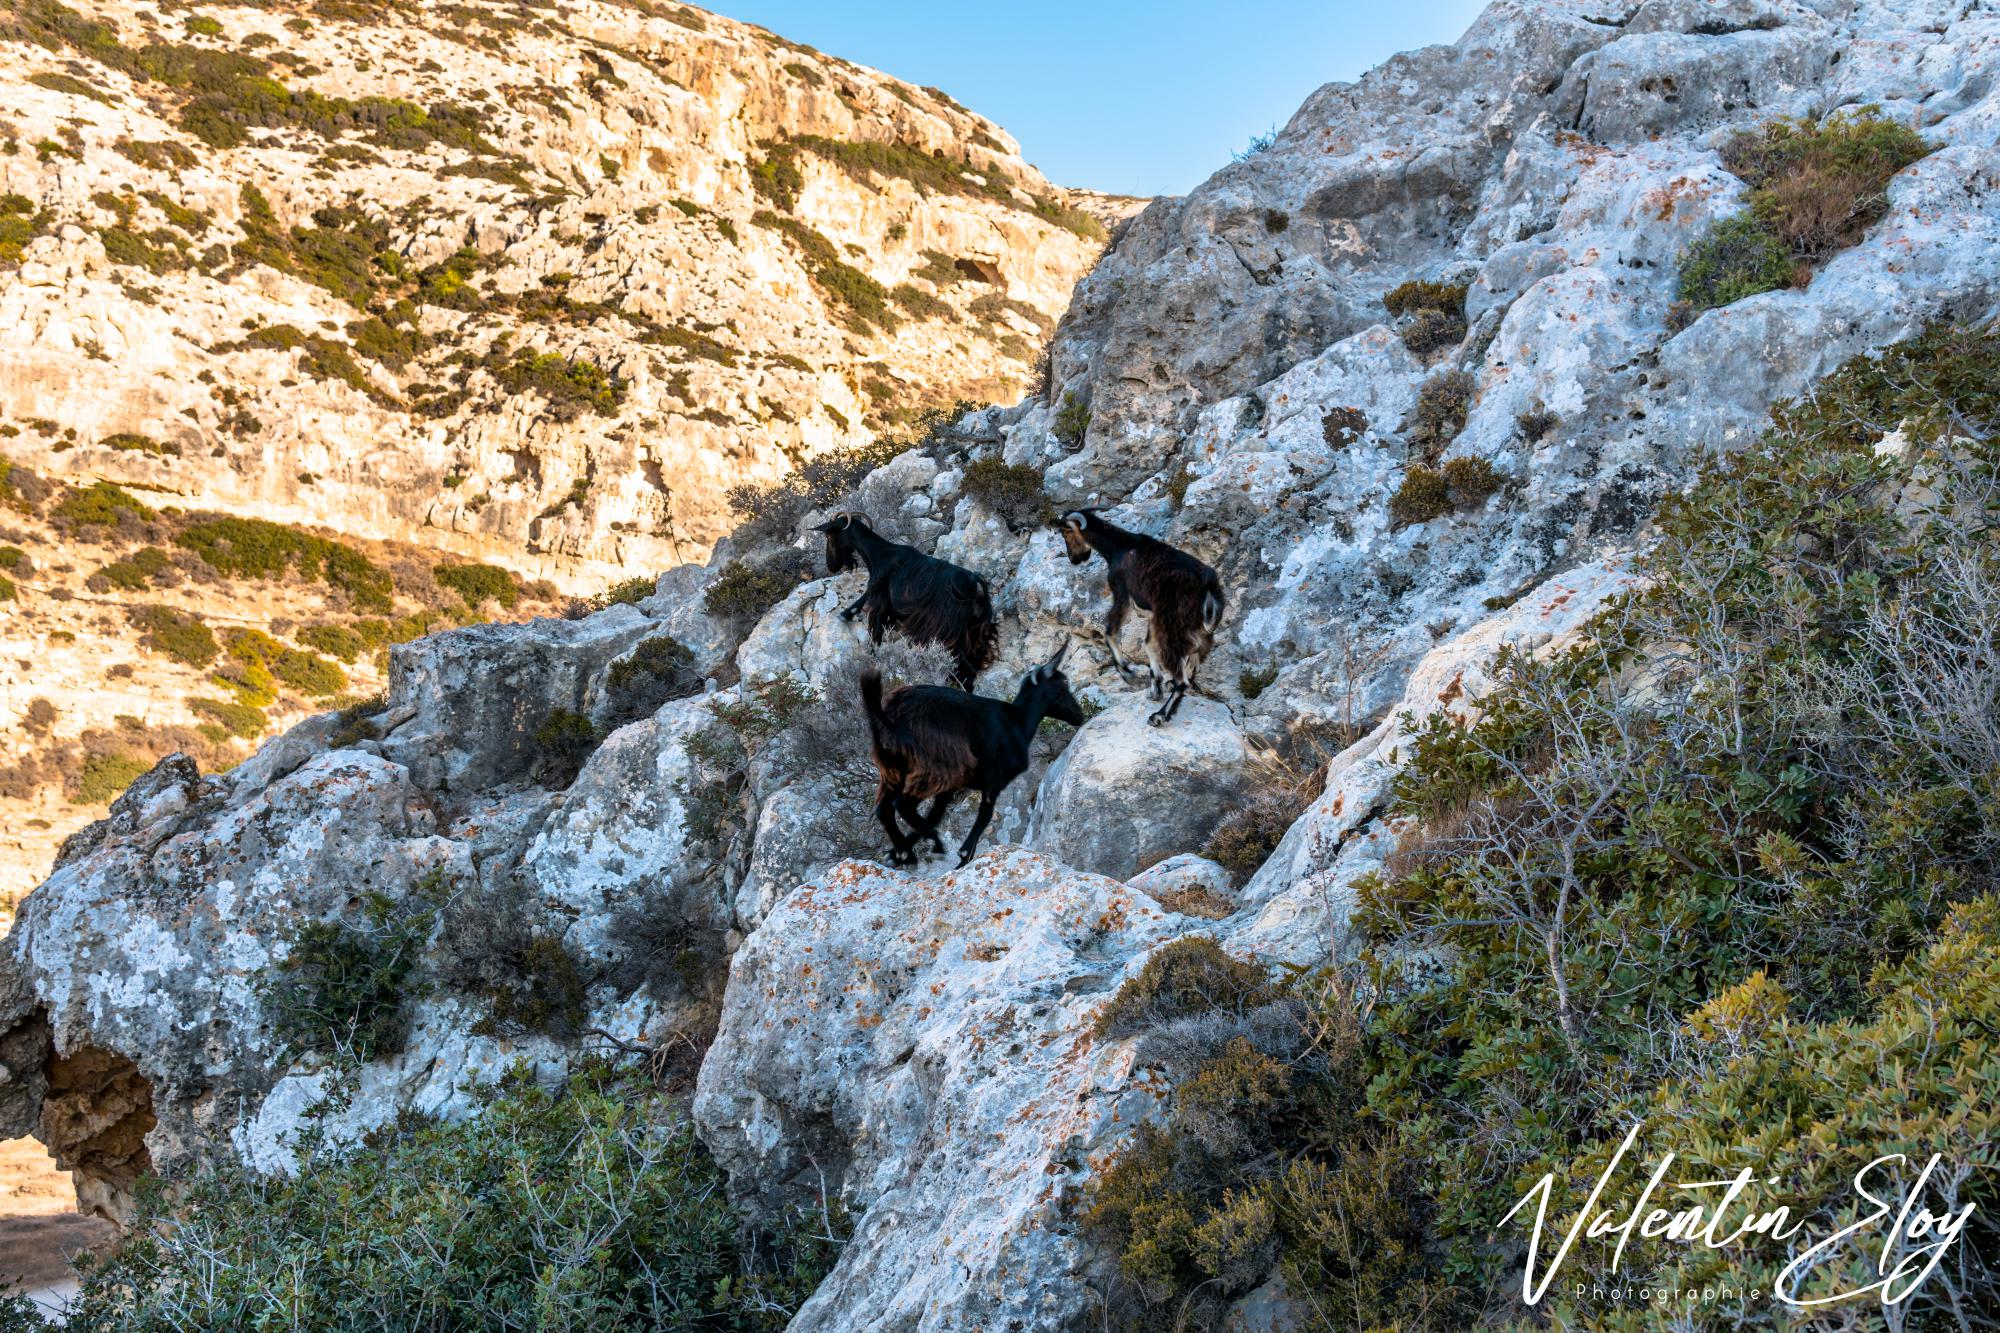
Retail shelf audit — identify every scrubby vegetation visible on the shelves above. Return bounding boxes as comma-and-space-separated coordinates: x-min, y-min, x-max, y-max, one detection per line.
960, 456, 1051, 531
604, 634, 703, 726
1052, 391, 1090, 448
433, 561, 520, 610
268, 876, 443, 1062
752, 211, 896, 333
1676, 106, 1930, 323
176, 515, 394, 611
1406, 370, 1475, 459
7, 1062, 842, 1332
1383, 279, 1468, 355
531, 709, 600, 789
703, 550, 815, 635
1083, 323, 2000, 1329
128, 604, 218, 667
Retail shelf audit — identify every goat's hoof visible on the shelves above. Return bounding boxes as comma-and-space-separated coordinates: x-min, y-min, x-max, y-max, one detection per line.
1147, 712, 1166, 728
839, 610, 858, 623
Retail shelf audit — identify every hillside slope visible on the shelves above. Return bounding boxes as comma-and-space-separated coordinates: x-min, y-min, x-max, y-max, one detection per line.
4, 1, 1999, 1329
0, 0, 1130, 900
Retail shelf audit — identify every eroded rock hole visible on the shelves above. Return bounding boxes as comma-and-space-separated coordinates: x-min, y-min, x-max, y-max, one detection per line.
38, 1045, 156, 1226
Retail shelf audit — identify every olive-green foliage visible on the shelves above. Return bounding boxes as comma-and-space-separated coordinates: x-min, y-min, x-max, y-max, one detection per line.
225, 627, 347, 698
231, 320, 389, 403
92, 545, 171, 591
433, 561, 520, 610
775, 134, 1108, 241
267, 876, 443, 1062
589, 574, 655, 612
188, 695, 266, 739
296, 622, 365, 663
29, 68, 107, 102
1398, 307, 1465, 356
960, 456, 1052, 531
53, 480, 153, 526
1387, 464, 1452, 528
1237, 665, 1277, 700
493, 349, 626, 419
530, 708, 599, 789
0, 191, 49, 265
71, 750, 152, 806
1515, 405, 1560, 442
1201, 790, 1311, 886
1381, 279, 1467, 319
1052, 391, 1090, 448
18, 1062, 841, 1332
436, 880, 592, 1040
128, 604, 218, 667
1677, 107, 1929, 320
176, 515, 393, 611
1721, 104, 1931, 257
1674, 212, 1796, 314
604, 634, 702, 726
889, 281, 950, 320
750, 140, 805, 211
0, 573, 14, 602
1439, 455, 1502, 507
751, 210, 896, 333
1095, 936, 1277, 1040
1406, 370, 1475, 458
702, 550, 814, 633
98, 431, 177, 457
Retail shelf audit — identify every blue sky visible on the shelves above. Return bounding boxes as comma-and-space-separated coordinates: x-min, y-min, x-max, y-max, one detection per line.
704, 1, 1489, 197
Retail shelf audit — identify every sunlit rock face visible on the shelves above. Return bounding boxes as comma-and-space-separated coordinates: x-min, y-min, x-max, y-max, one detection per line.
7, 0, 2000, 1326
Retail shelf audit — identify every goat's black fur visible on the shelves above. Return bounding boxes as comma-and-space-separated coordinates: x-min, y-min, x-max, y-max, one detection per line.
859, 642, 1084, 867
816, 513, 997, 688
1058, 509, 1225, 726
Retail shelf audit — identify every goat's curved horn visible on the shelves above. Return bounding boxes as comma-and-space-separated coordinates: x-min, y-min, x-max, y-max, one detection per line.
1045, 637, 1071, 671
812, 512, 854, 534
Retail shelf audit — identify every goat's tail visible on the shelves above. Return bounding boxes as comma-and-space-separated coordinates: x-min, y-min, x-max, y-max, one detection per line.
1200, 584, 1226, 635
859, 666, 887, 729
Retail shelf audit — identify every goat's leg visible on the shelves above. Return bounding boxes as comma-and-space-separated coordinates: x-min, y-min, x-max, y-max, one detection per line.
955, 792, 999, 868
897, 794, 947, 857
838, 591, 869, 622
1099, 587, 1137, 677
875, 787, 917, 866
1144, 631, 1166, 701
915, 791, 956, 855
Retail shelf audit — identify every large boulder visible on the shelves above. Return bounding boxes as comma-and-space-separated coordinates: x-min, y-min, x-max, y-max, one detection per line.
1027, 697, 1256, 880
693, 850, 1191, 1332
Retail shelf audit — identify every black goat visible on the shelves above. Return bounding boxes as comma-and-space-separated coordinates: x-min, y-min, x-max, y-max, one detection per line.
815, 512, 997, 688
1058, 509, 1225, 726
859, 641, 1084, 868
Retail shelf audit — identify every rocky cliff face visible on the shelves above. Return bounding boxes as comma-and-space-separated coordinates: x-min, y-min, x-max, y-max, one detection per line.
0, 0, 1127, 904
5, 0, 1999, 1327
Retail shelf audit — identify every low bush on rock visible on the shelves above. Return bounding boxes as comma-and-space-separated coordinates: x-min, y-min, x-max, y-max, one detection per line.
702, 549, 814, 637
1094, 936, 1277, 1040
266, 875, 445, 1063
1406, 369, 1474, 459
5, 1062, 843, 1331
960, 456, 1052, 531
433, 560, 520, 610
1677, 106, 1929, 322
437, 880, 591, 1041
604, 634, 703, 726
530, 708, 600, 788
1053, 390, 1090, 448
128, 604, 218, 668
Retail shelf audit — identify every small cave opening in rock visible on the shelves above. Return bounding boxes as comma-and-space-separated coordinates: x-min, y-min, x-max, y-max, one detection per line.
953, 256, 1002, 285
37, 1044, 157, 1227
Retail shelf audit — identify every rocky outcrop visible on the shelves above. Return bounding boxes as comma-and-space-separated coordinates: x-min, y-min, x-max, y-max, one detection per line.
5, 0, 2000, 1326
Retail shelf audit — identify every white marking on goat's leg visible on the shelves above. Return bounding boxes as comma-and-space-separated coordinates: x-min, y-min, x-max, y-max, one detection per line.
1145, 636, 1166, 700
875, 789, 916, 866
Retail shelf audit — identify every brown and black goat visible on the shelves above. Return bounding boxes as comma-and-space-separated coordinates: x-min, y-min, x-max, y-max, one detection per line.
815, 512, 997, 688
1058, 508, 1225, 726
859, 641, 1084, 868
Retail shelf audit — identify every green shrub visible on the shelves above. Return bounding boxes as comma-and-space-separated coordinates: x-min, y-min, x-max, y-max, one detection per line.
92, 545, 170, 591
267, 877, 443, 1062
604, 634, 702, 726
723, 433, 912, 552
129, 604, 219, 667
531, 709, 599, 788
54, 480, 154, 526
1238, 665, 1277, 699
189, 695, 266, 739
1515, 405, 1560, 442
702, 551, 813, 632
72, 750, 152, 806
1439, 455, 1503, 508
588, 574, 655, 611
30, 1062, 840, 1331
1675, 211, 1796, 314
1387, 464, 1451, 528
297, 622, 365, 662
175, 515, 393, 611
1052, 390, 1090, 448
328, 693, 386, 748
1407, 369, 1475, 458
1201, 790, 1312, 886
1095, 936, 1277, 1039
436, 882, 592, 1040
0, 573, 14, 602
1720, 104, 1931, 257
960, 456, 1052, 531
433, 561, 520, 610
493, 350, 625, 419
0, 191, 49, 264
1381, 279, 1467, 318
1398, 306, 1465, 355
224, 627, 346, 698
